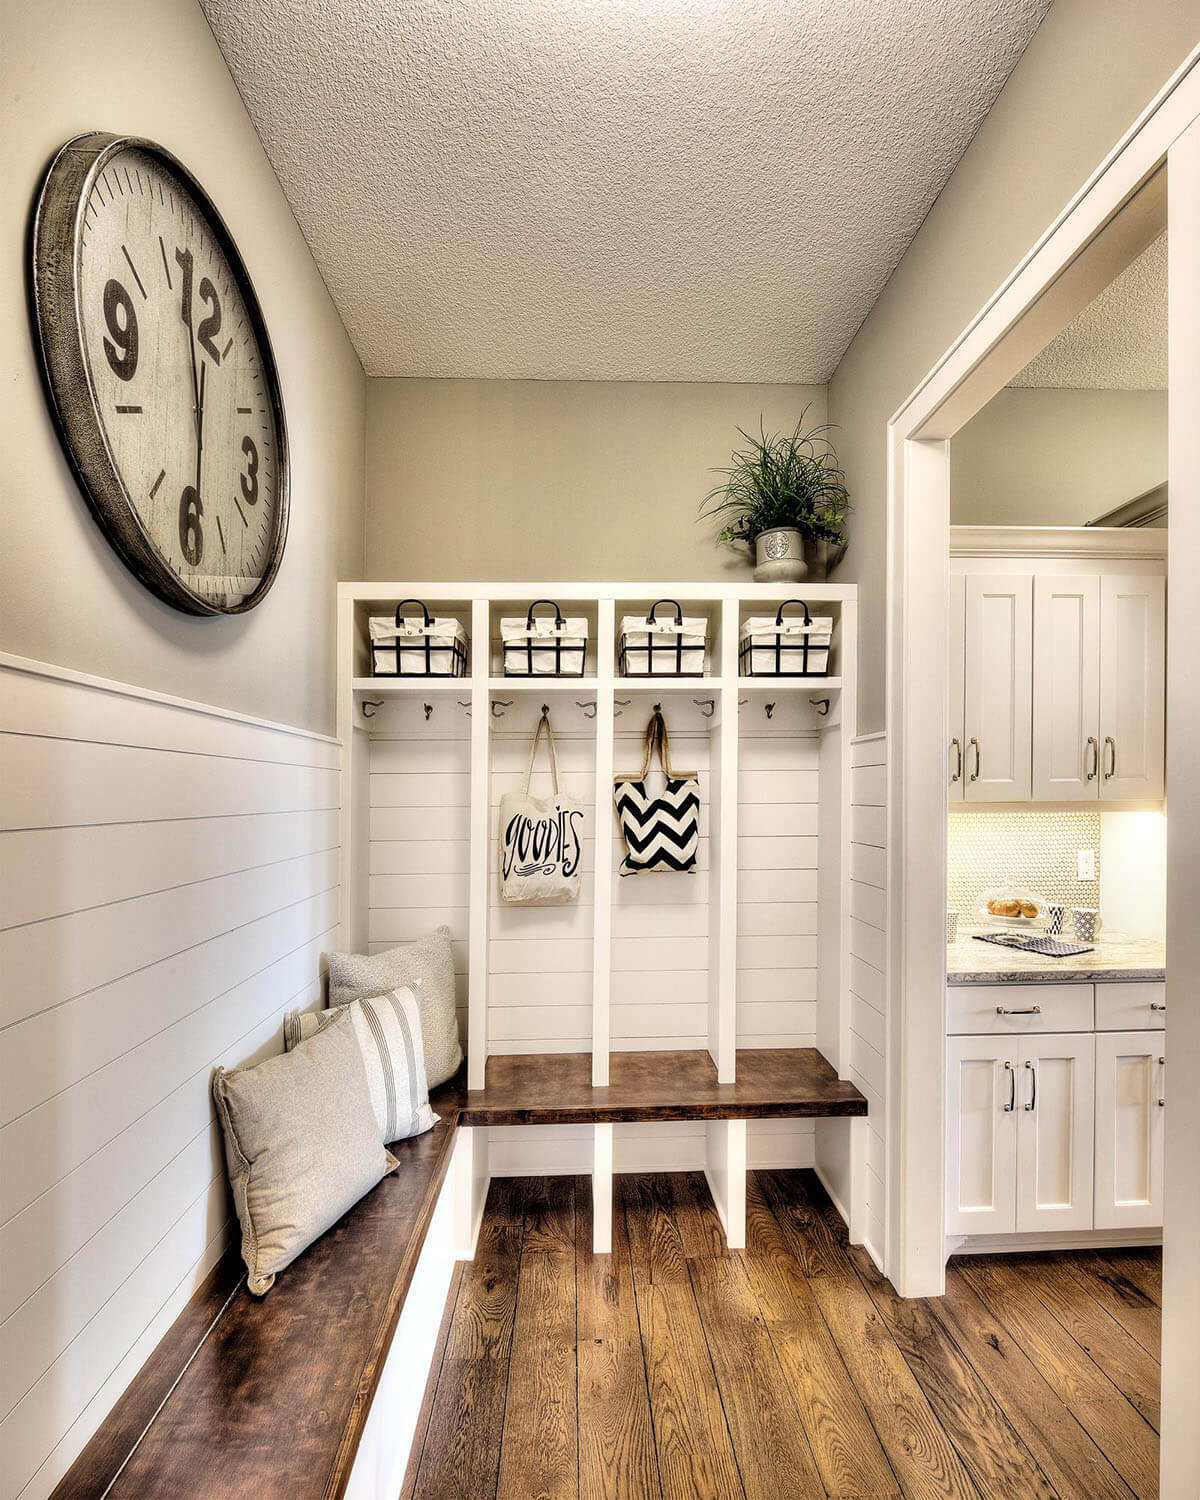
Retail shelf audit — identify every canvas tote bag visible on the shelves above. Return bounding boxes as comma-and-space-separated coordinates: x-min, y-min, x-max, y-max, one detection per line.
499, 709, 586, 904
613, 711, 700, 874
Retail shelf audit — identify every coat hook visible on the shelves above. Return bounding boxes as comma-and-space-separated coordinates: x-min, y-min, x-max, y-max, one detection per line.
738, 697, 749, 707
809, 697, 831, 716
361, 698, 384, 720
423, 702, 433, 721
456, 699, 472, 717
614, 696, 631, 719
693, 697, 715, 718
492, 699, 514, 718
765, 701, 776, 720
541, 703, 550, 718
577, 700, 598, 719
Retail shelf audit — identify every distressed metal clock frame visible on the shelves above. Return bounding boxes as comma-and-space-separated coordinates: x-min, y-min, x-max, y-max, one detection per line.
31, 131, 290, 616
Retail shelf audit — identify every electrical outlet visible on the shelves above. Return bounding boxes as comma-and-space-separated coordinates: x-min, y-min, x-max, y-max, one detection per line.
1077, 848, 1096, 881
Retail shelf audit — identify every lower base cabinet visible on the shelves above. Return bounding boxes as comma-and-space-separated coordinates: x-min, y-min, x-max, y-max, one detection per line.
1094, 1031, 1166, 1230
947, 1033, 1095, 1237
947, 982, 1166, 1242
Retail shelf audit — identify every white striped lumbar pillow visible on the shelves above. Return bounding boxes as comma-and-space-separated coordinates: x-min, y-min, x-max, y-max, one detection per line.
285, 988, 437, 1144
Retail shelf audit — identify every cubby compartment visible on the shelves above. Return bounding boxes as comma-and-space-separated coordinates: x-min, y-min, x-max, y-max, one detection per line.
487, 597, 600, 679
615, 595, 722, 678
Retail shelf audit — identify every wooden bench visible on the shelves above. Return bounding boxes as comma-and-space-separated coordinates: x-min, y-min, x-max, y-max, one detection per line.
54, 1048, 864, 1499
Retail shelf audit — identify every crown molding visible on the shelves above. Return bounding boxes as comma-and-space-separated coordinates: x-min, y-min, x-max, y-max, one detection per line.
949, 524, 1166, 559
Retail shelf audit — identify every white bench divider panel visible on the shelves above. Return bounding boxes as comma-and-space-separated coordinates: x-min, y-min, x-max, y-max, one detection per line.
337, 582, 861, 1234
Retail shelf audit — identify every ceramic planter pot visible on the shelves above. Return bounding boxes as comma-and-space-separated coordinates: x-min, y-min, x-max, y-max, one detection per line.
753, 527, 807, 582
804, 537, 847, 581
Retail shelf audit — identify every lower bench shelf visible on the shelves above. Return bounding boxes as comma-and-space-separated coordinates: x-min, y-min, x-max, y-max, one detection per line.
54, 1047, 864, 1500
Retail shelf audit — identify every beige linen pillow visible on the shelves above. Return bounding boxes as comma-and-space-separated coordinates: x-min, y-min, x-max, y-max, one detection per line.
324, 926, 463, 1087
283, 989, 438, 1143
213, 1009, 396, 1296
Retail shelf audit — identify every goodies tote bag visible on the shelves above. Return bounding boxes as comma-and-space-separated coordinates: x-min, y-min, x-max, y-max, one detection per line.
613, 710, 700, 874
499, 709, 586, 904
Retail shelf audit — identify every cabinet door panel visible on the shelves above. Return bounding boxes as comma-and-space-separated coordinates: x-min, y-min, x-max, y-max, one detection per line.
964, 575, 1032, 801
1095, 1031, 1165, 1229
1032, 576, 1099, 801
1099, 575, 1165, 800
946, 1035, 1017, 1235
1015, 1033, 1094, 1233
949, 573, 965, 801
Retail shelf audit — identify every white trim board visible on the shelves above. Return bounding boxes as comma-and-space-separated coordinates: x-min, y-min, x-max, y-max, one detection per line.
950, 526, 1166, 559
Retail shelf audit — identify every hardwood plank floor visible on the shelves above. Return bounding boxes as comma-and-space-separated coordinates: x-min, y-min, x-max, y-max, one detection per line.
404, 1169, 1162, 1500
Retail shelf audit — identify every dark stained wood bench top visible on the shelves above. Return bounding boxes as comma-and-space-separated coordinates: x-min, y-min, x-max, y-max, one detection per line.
450, 1046, 868, 1125
54, 1091, 463, 1500
53, 1047, 863, 1499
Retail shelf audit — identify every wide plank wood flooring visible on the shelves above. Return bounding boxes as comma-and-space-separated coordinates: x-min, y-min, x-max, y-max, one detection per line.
403, 1169, 1161, 1500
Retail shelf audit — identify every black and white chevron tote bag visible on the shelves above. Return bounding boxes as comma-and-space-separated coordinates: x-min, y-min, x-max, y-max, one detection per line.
613, 711, 700, 874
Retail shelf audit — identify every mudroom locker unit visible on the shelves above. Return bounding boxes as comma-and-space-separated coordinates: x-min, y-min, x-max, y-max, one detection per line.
335, 582, 868, 1250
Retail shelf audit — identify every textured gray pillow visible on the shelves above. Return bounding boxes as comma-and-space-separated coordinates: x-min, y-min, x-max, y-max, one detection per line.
212, 1010, 396, 1296
283, 989, 438, 1143
325, 926, 463, 1087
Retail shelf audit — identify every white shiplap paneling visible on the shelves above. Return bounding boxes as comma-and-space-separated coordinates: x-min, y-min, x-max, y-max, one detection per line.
849, 731, 888, 1271
0, 657, 339, 1500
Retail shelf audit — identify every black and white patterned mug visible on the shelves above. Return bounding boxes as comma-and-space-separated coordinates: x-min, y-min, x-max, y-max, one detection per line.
1072, 907, 1100, 941
1046, 903, 1066, 936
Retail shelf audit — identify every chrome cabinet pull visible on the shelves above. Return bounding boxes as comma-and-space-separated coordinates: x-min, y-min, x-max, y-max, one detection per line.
1150, 1001, 1166, 1012
950, 738, 963, 783
969, 737, 981, 782
1024, 1060, 1037, 1112
1086, 736, 1098, 780
1003, 1059, 1016, 1112
1104, 735, 1116, 780
996, 1004, 1042, 1016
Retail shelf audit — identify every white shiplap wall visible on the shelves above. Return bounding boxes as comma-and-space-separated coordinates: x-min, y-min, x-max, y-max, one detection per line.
849, 732, 888, 1270
0, 656, 339, 1500
366, 701, 822, 1173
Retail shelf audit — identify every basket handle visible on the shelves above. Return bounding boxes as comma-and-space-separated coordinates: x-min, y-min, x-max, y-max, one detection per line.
775, 599, 813, 627
647, 598, 683, 626
394, 598, 433, 628
526, 599, 565, 629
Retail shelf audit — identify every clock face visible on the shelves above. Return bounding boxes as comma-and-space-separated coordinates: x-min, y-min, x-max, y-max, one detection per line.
33, 135, 288, 614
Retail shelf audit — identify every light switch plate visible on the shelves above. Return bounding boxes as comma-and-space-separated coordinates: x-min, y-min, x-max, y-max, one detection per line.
1077, 848, 1096, 881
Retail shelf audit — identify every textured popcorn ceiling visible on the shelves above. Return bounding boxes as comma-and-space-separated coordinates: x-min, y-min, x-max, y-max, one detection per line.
1011, 234, 1167, 390
200, 0, 1050, 380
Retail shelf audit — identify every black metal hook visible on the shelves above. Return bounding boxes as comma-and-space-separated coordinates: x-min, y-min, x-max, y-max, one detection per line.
809, 697, 831, 716
361, 698, 384, 720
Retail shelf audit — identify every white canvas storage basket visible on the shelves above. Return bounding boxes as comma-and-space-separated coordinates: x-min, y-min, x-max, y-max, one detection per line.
370, 600, 468, 677
739, 599, 833, 677
618, 599, 707, 677
501, 600, 588, 676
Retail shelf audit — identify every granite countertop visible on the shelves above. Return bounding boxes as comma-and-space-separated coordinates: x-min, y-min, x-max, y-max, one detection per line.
947, 926, 1166, 985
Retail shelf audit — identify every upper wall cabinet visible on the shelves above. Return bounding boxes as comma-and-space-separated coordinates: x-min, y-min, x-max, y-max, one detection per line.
1032, 573, 1165, 802
948, 532, 1165, 805
958, 574, 1033, 801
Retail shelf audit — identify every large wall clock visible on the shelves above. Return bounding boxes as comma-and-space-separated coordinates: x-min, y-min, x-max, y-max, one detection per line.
32, 132, 289, 615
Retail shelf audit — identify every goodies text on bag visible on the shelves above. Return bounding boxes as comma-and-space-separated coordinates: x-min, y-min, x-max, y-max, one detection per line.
498, 708, 586, 904
613, 710, 701, 874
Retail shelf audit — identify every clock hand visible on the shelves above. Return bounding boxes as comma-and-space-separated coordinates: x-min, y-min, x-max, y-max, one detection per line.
196, 358, 206, 496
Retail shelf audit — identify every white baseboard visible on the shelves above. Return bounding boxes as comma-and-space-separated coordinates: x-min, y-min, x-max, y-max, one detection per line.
951, 1227, 1163, 1257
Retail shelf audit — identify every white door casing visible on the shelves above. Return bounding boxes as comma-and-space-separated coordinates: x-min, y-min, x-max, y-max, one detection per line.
963, 575, 1032, 801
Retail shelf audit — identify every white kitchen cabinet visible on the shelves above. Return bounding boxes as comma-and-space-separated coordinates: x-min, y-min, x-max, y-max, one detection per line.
962, 574, 1032, 801
1094, 1031, 1166, 1230
949, 574, 965, 801
1032, 576, 1100, 801
946, 1035, 1018, 1236
1014, 1033, 1095, 1233
1098, 575, 1165, 801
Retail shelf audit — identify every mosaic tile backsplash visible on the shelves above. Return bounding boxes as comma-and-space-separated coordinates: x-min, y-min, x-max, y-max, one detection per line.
947, 809, 1101, 920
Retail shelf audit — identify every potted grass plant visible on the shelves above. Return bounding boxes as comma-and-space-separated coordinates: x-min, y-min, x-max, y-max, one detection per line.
698, 413, 851, 580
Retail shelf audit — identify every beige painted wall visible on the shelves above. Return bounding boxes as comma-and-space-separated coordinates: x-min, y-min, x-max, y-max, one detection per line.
365, 379, 824, 581
951, 387, 1168, 525
1, 0, 365, 734
828, 0, 1199, 729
